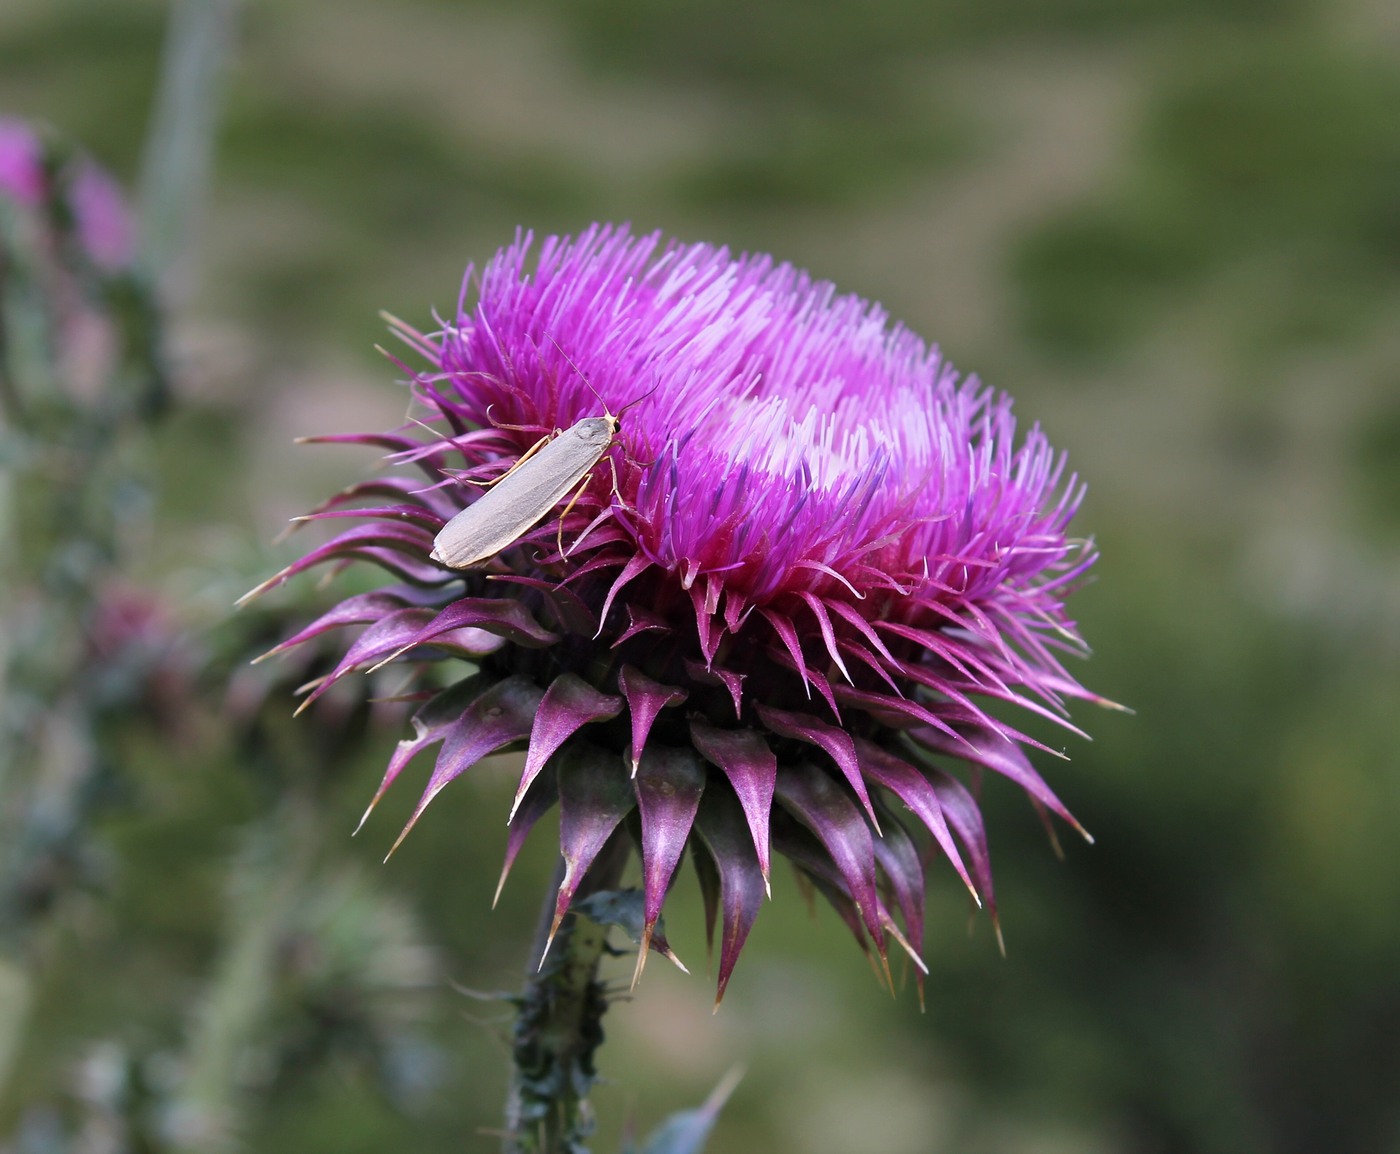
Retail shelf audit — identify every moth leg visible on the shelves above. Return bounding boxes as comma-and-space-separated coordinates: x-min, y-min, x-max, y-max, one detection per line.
557, 470, 595, 557
620, 444, 658, 469
459, 433, 551, 489
486, 401, 558, 436
604, 450, 643, 517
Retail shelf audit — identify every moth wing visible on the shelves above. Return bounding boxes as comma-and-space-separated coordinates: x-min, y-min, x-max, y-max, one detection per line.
431, 422, 613, 569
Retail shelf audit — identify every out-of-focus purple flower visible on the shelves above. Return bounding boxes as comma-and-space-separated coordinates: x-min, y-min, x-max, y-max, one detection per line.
85, 583, 195, 727
1, 116, 159, 414
251, 225, 1109, 1003
0, 118, 45, 206
0, 116, 136, 271
67, 159, 135, 272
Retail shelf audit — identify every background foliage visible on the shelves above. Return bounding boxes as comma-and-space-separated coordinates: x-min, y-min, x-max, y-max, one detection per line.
3, 0, 1398, 1151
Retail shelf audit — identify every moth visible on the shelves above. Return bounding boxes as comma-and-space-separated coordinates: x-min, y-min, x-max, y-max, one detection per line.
430, 401, 632, 570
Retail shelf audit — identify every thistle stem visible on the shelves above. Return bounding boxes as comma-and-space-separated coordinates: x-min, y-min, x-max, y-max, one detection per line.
503, 839, 628, 1154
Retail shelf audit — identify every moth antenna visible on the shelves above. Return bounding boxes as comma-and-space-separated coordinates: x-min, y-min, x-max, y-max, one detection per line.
546, 333, 612, 416
616, 378, 661, 424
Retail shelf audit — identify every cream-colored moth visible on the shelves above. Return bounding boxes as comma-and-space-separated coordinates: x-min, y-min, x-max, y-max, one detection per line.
430, 408, 625, 570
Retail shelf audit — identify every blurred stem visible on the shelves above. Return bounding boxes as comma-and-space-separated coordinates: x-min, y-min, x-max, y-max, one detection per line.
169, 798, 319, 1153
0, 280, 20, 423
503, 841, 629, 1154
138, 0, 240, 286
0, 953, 33, 1100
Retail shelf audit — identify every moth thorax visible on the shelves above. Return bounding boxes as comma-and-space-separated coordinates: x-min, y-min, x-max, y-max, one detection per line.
574, 417, 615, 444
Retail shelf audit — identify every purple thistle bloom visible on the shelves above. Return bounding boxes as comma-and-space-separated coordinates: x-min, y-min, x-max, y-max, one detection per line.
0, 117, 135, 270
67, 159, 135, 272
0, 118, 45, 206
251, 225, 1107, 1004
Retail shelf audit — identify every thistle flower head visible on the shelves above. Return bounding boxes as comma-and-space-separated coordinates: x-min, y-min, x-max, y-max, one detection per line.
252, 225, 1105, 1002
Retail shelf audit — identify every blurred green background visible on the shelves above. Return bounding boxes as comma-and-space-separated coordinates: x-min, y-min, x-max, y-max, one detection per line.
3, 0, 1399, 1151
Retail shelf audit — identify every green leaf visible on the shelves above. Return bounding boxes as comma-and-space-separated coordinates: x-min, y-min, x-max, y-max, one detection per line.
623, 1067, 744, 1154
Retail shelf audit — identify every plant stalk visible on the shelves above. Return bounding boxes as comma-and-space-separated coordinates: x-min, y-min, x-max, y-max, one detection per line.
502, 839, 629, 1154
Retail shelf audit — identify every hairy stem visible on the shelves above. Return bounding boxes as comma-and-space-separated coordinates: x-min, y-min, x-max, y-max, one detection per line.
503, 838, 629, 1154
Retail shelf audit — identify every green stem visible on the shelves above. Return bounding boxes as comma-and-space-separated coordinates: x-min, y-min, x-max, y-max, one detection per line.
169, 799, 319, 1152
0, 951, 33, 1098
137, 0, 240, 284
503, 840, 629, 1154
